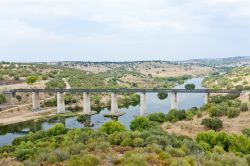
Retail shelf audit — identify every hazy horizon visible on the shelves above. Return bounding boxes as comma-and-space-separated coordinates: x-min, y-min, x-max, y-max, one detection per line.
1, 0, 250, 62
1, 55, 249, 63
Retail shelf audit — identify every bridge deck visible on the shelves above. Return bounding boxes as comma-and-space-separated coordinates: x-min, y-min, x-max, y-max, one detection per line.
2, 88, 243, 94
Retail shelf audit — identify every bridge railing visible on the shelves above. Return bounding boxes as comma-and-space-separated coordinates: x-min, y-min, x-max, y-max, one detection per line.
1, 88, 243, 94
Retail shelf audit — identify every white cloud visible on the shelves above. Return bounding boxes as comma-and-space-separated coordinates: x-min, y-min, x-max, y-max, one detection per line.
0, 0, 250, 61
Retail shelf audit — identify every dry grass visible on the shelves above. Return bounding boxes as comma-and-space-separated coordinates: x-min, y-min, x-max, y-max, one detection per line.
162, 110, 250, 139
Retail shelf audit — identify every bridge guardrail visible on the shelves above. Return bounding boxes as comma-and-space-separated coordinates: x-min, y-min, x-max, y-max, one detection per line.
3, 88, 243, 94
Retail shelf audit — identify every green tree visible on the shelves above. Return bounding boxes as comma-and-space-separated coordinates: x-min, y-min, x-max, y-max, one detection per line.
100, 121, 126, 134
185, 83, 195, 90
130, 116, 152, 131
26, 76, 39, 85
201, 118, 223, 131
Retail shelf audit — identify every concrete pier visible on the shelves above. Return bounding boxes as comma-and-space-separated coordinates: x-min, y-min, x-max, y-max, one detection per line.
83, 92, 96, 115
139, 92, 147, 116
204, 93, 210, 105
32, 92, 40, 111
171, 92, 177, 109
57, 92, 65, 113
111, 92, 118, 114
104, 92, 125, 117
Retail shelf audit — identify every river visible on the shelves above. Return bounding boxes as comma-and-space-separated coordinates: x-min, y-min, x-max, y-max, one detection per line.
0, 77, 205, 146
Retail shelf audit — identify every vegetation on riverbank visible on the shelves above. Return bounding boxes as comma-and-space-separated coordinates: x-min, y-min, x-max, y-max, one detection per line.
1, 116, 250, 166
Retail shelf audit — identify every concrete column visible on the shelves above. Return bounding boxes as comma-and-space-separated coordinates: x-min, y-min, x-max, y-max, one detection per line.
111, 92, 118, 114
32, 92, 40, 111
57, 92, 65, 113
204, 93, 210, 105
83, 92, 91, 114
171, 92, 177, 109
140, 92, 147, 116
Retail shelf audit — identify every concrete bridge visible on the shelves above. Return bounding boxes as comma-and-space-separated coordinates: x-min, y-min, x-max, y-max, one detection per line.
1, 88, 242, 117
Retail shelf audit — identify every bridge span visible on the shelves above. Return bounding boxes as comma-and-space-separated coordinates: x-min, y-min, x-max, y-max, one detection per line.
1, 88, 243, 117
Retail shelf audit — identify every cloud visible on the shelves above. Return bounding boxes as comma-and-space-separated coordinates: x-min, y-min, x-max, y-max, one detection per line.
0, 0, 250, 61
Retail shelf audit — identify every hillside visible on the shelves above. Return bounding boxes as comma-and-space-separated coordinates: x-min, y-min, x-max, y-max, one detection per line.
181, 56, 250, 68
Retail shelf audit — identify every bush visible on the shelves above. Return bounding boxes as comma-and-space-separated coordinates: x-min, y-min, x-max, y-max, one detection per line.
109, 131, 143, 147
242, 128, 250, 137
130, 116, 152, 131
208, 105, 226, 117
0, 94, 6, 104
240, 103, 248, 112
201, 118, 223, 131
196, 130, 250, 154
227, 107, 240, 118
65, 154, 100, 166
185, 84, 195, 90
15, 141, 36, 161
147, 112, 167, 123
166, 109, 186, 122
77, 115, 88, 123
47, 123, 67, 136
43, 98, 57, 107
26, 75, 39, 85
235, 85, 244, 90
46, 79, 66, 89
122, 153, 148, 166
100, 121, 126, 134
15, 95, 22, 101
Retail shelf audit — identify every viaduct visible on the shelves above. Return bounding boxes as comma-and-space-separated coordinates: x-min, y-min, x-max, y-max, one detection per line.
2, 89, 242, 117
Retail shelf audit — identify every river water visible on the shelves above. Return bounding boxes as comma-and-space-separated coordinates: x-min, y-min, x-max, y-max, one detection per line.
0, 77, 205, 146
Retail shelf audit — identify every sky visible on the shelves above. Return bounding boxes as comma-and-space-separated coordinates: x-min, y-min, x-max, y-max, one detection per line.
0, 0, 250, 62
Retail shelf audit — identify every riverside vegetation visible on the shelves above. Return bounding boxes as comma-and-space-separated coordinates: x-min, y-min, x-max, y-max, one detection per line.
1, 117, 250, 165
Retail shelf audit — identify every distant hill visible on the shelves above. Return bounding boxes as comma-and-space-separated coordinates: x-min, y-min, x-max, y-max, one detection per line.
180, 56, 250, 67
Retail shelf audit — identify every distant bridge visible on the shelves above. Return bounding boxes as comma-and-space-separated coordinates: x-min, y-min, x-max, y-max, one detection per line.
1, 88, 243, 117
2, 88, 243, 94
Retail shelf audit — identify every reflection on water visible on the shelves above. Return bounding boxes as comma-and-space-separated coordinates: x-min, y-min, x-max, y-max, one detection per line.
0, 77, 205, 146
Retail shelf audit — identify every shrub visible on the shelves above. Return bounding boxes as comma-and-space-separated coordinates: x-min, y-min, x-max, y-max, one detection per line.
47, 123, 67, 136
77, 115, 88, 123
15, 141, 36, 161
227, 107, 240, 118
109, 130, 143, 147
100, 121, 126, 134
201, 118, 223, 131
242, 128, 250, 137
68, 143, 85, 155
147, 112, 167, 123
235, 85, 244, 90
122, 153, 148, 166
46, 79, 66, 89
53, 148, 70, 162
26, 75, 39, 85
244, 86, 250, 90
65, 154, 100, 166
0, 94, 6, 104
15, 95, 22, 101
166, 109, 186, 122
130, 116, 152, 131
43, 98, 57, 107
208, 105, 226, 117
196, 130, 250, 154
185, 84, 195, 90
240, 103, 248, 112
